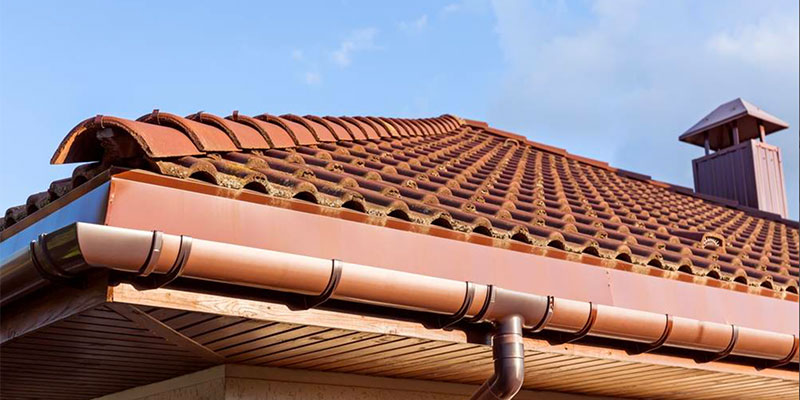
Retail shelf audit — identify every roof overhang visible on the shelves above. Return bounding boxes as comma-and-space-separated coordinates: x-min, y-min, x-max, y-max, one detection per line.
2, 274, 798, 399
1, 169, 798, 398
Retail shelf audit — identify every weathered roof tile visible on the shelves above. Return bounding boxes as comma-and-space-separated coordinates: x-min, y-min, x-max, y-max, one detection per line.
137, 110, 238, 152
187, 112, 269, 149
52, 115, 201, 163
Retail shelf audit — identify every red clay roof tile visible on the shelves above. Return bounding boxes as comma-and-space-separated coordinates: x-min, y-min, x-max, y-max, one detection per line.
8, 111, 799, 299
137, 110, 238, 152
254, 115, 317, 146
378, 117, 408, 137
229, 112, 295, 148
273, 115, 320, 145
306, 115, 351, 141
356, 116, 391, 138
187, 112, 269, 149
331, 116, 368, 140
367, 117, 400, 138
289, 115, 336, 142
342, 116, 380, 140
51, 115, 201, 163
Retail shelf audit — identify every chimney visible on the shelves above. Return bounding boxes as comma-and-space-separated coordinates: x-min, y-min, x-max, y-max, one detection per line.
679, 98, 790, 218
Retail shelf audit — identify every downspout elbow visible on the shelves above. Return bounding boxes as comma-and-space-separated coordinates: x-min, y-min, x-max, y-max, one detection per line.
471, 315, 525, 400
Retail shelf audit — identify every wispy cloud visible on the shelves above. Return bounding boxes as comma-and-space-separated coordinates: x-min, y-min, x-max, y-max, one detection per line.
442, 3, 461, 14
304, 71, 322, 85
290, 49, 304, 61
707, 15, 799, 72
398, 14, 428, 33
331, 28, 379, 67
441, 0, 489, 15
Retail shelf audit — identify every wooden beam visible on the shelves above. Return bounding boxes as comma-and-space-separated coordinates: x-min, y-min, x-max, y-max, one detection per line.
1, 273, 109, 344
106, 303, 225, 364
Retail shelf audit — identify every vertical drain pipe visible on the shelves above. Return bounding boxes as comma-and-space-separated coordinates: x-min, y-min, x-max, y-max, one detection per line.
470, 315, 525, 400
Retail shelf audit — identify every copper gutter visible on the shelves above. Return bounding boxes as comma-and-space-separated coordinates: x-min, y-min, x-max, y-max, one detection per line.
1, 223, 798, 396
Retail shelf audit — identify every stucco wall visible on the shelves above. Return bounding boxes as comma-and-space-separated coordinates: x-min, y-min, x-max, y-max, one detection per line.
130, 378, 225, 400
225, 378, 468, 400
97, 365, 616, 400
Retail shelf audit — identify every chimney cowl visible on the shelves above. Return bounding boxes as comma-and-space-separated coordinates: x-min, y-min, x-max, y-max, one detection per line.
680, 98, 790, 218
679, 98, 788, 152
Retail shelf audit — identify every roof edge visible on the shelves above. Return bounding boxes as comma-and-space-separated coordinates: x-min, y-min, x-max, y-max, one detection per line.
4, 221, 798, 366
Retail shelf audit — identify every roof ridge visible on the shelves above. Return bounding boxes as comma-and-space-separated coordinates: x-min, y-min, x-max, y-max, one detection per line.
51, 112, 465, 165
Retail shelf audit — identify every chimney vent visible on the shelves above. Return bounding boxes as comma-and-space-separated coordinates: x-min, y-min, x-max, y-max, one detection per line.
680, 98, 789, 217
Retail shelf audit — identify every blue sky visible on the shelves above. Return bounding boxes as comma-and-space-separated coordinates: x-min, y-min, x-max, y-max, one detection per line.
1, 0, 798, 218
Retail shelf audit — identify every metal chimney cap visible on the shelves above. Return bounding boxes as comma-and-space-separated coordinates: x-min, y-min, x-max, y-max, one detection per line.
679, 98, 789, 150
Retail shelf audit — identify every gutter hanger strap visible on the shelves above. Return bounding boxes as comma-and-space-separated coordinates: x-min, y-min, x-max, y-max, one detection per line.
552, 302, 598, 344
630, 314, 674, 355
759, 336, 798, 370
298, 259, 343, 309
132, 235, 192, 290
467, 284, 495, 323
137, 231, 164, 276
528, 296, 554, 333
699, 325, 739, 363
437, 281, 476, 329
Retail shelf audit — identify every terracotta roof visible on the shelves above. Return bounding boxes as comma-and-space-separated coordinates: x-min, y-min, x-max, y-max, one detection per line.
3, 110, 798, 295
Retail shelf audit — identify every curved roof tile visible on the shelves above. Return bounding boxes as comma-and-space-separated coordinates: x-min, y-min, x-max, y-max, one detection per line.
187, 112, 269, 149
291, 115, 337, 142
308, 116, 352, 141
51, 115, 201, 164
342, 116, 380, 140
137, 110, 238, 152
229, 112, 295, 148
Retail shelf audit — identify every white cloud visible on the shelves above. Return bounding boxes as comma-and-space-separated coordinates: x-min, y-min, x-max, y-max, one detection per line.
331, 28, 379, 67
291, 49, 304, 61
399, 14, 428, 33
304, 71, 321, 85
443, 3, 460, 13
707, 15, 799, 71
442, 0, 489, 15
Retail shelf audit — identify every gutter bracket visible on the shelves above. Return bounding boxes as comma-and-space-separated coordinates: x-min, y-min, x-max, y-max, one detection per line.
757, 335, 798, 370
131, 235, 193, 290
628, 314, 674, 355
436, 281, 476, 329
467, 284, 495, 324
138, 231, 164, 276
29, 237, 86, 289
295, 259, 343, 309
549, 302, 597, 344
697, 325, 739, 363
529, 296, 554, 333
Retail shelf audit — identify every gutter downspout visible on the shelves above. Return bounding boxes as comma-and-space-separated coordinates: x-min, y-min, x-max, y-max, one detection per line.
2, 222, 798, 374
471, 315, 525, 400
